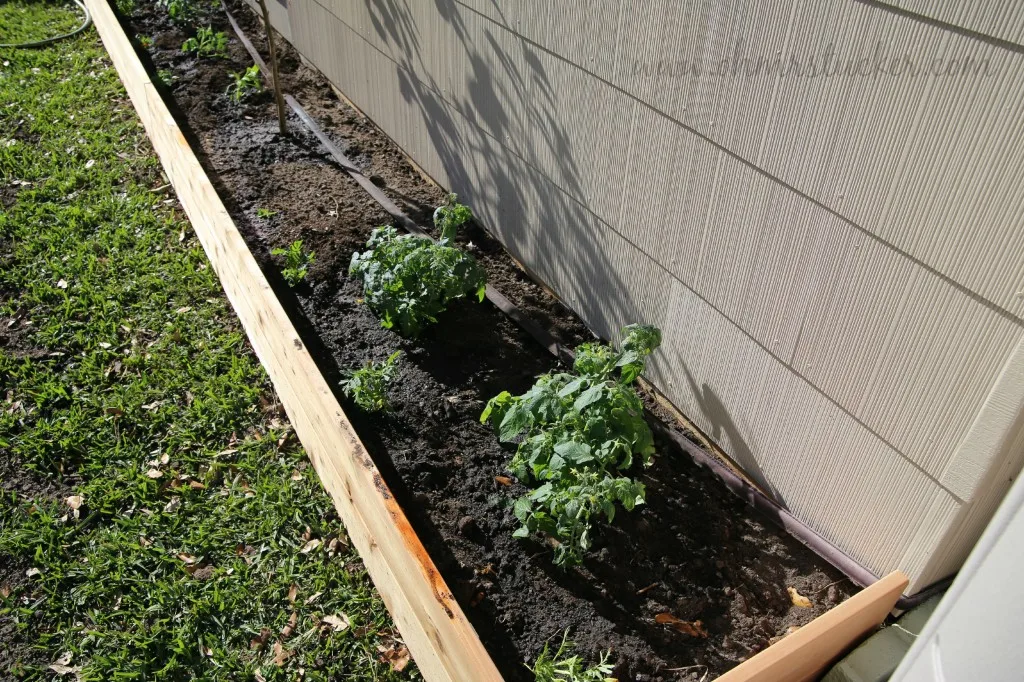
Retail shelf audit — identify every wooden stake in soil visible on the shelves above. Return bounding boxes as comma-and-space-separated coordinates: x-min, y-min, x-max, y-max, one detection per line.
255, 0, 287, 135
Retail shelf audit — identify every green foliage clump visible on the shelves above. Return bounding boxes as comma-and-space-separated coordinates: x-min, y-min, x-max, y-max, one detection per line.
433, 192, 473, 241
482, 324, 661, 567
181, 26, 228, 58
227, 64, 262, 104
341, 351, 402, 412
531, 631, 616, 682
271, 240, 315, 286
115, 0, 136, 15
349, 198, 486, 337
159, 0, 197, 23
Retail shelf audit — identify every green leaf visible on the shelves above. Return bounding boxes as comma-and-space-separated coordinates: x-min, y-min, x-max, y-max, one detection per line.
480, 391, 511, 424
512, 526, 531, 538
556, 376, 586, 398
553, 440, 593, 465
573, 384, 604, 412
513, 496, 533, 521
498, 403, 533, 442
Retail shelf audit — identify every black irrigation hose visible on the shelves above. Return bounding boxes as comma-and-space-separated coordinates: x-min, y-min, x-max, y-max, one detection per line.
0, 0, 92, 49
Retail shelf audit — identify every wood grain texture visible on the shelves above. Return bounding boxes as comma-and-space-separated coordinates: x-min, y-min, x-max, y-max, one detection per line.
716, 571, 909, 682
84, 1, 502, 679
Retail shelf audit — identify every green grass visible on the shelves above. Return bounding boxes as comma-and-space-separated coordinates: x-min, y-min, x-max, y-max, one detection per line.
0, 0, 82, 45
0, 3, 414, 680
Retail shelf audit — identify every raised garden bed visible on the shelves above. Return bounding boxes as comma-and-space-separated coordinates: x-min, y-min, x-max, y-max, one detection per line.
104, 1, 868, 679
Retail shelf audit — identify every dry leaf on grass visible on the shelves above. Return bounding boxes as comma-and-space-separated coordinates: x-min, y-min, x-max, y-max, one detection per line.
287, 583, 299, 603
250, 627, 272, 649
65, 495, 83, 510
0, 584, 11, 598
378, 644, 411, 672
281, 611, 298, 638
304, 591, 324, 605
655, 613, 709, 638
145, 469, 163, 479
48, 664, 81, 678
273, 641, 292, 666
49, 652, 80, 678
321, 613, 350, 632
788, 586, 813, 608
299, 538, 322, 554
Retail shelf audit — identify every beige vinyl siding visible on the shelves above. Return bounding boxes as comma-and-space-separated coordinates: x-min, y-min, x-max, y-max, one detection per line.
283, 0, 1024, 593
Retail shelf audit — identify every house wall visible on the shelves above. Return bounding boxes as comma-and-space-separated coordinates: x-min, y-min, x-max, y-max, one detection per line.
277, 0, 1024, 593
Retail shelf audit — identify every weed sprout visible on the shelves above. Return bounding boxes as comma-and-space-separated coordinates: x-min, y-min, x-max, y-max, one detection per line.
181, 26, 228, 58
531, 631, 615, 682
227, 65, 262, 104
271, 240, 314, 287
341, 351, 402, 412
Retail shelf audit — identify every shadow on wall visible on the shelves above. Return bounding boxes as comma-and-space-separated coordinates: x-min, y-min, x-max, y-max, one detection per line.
360, 0, 775, 504
677, 358, 781, 502
361, 0, 630, 340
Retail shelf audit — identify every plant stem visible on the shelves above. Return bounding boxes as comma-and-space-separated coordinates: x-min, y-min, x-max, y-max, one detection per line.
255, 0, 287, 135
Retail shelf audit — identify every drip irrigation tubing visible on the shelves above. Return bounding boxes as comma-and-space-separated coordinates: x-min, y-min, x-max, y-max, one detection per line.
218, 1, 946, 609
0, 0, 92, 49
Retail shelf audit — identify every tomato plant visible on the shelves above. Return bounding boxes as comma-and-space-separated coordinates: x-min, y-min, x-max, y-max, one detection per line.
482, 324, 661, 566
349, 198, 486, 337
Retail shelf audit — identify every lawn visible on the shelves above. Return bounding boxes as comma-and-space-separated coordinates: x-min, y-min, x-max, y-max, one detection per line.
0, 2, 414, 679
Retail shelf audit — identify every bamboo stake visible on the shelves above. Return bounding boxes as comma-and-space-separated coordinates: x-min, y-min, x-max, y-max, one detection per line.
255, 0, 287, 135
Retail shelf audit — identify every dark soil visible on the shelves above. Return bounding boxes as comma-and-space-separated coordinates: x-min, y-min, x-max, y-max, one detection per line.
115, 2, 857, 679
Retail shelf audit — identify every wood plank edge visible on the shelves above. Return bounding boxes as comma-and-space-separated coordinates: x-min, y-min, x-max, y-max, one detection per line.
83, 2, 503, 680
716, 570, 909, 682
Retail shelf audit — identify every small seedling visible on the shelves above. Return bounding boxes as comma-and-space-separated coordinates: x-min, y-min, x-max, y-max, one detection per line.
135, 34, 152, 49
161, 0, 197, 22
181, 26, 228, 58
157, 69, 175, 87
227, 65, 262, 104
256, 207, 278, 219
531, 631, 615, 682
115, 0, 136, 14
341, 351, 402, 412
271, 240, 315, 286
433, 193, 473, 241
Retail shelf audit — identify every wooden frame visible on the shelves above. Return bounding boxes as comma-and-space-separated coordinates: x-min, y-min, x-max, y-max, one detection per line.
84, 1, 502, 680
86, 1, 910, 679
716, 571, 909, 682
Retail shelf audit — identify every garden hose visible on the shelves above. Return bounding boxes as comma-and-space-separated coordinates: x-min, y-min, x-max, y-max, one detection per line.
0, 0, 92, 49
